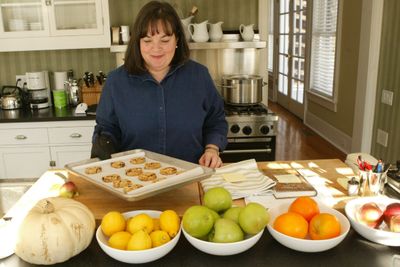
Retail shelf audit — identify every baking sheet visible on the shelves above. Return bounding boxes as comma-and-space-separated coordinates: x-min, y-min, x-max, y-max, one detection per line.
65, 149, 214, 201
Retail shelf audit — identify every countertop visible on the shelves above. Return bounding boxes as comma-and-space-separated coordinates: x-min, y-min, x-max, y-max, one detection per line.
0, 106, 95, 123
1, 159, 399, 266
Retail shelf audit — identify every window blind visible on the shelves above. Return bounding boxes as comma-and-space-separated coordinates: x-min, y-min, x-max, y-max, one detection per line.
268, 0, 274, 71
310, 0, 338, 97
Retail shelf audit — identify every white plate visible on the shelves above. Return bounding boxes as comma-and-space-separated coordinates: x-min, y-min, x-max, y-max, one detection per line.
345, 196, 400, 246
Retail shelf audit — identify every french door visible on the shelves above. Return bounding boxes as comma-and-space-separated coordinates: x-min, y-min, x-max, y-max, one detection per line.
276, 0, 307, 119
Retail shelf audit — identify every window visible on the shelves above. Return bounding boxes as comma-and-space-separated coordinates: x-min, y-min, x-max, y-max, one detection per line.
308, 0, 341, 110
268, 0, 274, 72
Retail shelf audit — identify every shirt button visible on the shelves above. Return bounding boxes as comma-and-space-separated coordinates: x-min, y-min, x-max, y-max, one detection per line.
159, 106, 163, 110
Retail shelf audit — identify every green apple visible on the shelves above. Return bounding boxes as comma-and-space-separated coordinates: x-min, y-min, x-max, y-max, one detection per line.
203, 187, 232, 213
208, 218, 244, 243
238, 202, 269, 235
182, 205, 214, 238
207, 207, 221, 222
223, 206, 244, 224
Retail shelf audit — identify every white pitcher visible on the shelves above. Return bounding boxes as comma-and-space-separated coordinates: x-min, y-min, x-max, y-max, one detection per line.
239, 24, 254, 41
208, 21, 223, 42
188, 20, 209, 43
181, 15, 194, 41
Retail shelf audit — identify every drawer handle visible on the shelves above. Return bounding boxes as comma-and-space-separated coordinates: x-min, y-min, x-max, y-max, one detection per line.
15, 135, 27, 140
70, 133, 82, 138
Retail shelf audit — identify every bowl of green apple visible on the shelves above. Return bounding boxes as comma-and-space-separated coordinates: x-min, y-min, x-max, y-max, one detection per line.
181, 187, 268, 256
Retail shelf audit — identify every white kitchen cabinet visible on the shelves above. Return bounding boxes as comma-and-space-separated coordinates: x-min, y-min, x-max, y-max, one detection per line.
0, 120, 95, 179
0, 0, 110, 52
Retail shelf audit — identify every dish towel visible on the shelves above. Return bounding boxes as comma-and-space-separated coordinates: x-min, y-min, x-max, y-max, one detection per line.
200, 159, 276, 199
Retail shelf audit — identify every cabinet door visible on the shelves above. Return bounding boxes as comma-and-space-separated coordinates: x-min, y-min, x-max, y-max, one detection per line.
48, 0, 103, 36
50, 145, 91, 168
0, 0, 49, 38
0, 146, 50, 179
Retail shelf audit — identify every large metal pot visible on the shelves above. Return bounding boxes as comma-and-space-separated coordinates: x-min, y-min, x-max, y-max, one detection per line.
221, 75, 266, 105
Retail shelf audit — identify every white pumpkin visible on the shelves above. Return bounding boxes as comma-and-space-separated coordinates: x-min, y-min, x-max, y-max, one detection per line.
15, 197, 95, 265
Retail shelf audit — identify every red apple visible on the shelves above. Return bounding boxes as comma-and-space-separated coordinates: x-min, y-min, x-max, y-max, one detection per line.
59, 181, 78, 198
389, 215, 400, 232
383, 203, 400, 228
356, 202, 383, 228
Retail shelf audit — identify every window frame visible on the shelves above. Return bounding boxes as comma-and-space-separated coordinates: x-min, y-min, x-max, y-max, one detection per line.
305, 0, 343, 112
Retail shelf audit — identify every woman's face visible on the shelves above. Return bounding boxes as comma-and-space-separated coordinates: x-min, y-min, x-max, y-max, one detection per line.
140, 20, 177, 76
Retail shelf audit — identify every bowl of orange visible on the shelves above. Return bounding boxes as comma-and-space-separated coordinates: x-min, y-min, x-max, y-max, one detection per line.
266, 197, 350, 252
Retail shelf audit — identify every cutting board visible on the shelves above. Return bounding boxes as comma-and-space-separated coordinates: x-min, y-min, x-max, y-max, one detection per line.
69, 173, 202, 219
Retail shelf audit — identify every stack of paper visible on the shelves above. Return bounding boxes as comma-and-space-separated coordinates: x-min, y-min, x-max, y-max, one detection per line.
201, 159, 276, 199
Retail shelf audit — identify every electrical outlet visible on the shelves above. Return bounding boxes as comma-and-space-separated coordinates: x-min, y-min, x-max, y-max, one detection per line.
377, 129, 388, 147
381, 89, 393, 106
15, 74, 27, 88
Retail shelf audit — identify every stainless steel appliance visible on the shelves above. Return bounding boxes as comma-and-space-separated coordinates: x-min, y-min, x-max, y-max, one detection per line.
220, 103, 278, 162
221, 74, 265, 105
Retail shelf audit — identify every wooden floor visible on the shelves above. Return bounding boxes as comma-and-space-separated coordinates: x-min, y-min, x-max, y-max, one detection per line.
268, 101, 346, 161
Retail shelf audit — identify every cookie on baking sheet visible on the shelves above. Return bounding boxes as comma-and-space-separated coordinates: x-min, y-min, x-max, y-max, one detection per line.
110, 161, 125, 168
138, 172, 157, 181
85, 166, 102, 175
160, 166, 178, 175
125, 167, 143, 177
113, 178, 133, 188
102, 174, 121, 183
144, 162, 161, 170
130, 157, 146, 164
123, 183, 144, 193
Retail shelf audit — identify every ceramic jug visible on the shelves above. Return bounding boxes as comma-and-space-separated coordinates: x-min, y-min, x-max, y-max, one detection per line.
239, 24, 254, 41
188, 20, 209, 43
181, 15, 194, 41
208, 21, 223, 42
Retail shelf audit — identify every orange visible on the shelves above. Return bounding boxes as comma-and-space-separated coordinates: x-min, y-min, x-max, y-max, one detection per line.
309, 213, 341, 240
288, 196, 320, 222
273, 212, 308, 239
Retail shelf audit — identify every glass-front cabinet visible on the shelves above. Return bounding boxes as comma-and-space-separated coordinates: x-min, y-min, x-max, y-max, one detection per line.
0, 0, 110, 51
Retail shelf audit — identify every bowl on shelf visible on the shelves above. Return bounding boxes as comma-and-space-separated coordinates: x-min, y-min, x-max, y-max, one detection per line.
345, 196, 400, 246
182, 226, 264, 256
96, 210, 181, 264
266, 200, 350, 252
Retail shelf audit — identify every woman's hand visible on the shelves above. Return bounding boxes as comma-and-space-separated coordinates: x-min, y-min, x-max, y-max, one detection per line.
199, 146, 223, 168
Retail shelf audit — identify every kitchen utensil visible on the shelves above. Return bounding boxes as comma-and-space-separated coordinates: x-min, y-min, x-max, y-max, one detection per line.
221, 75, 266, 105
181, 16, 194, 41
239, 24, 255, 41
188, 20, 209, 43
208, 21, 223, 42
1, 86, 22, 110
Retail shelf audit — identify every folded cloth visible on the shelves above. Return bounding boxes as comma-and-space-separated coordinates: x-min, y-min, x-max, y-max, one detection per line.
201, 159, 276, 199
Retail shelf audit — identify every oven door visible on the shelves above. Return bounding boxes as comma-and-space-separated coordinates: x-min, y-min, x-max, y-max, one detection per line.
220, 137, 276, 163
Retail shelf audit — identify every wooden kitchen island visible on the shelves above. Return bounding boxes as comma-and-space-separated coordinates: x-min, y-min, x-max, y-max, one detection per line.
1, 159, 399, 267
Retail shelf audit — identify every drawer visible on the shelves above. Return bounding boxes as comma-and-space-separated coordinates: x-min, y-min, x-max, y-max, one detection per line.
0, 128, 49, 145
48, 127, 94, 144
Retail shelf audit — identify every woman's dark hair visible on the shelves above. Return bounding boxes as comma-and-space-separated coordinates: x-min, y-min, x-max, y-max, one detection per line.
124, 1, 190, 74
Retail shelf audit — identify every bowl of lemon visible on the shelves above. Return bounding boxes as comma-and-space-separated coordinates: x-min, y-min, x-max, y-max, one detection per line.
96, 209, 181, 264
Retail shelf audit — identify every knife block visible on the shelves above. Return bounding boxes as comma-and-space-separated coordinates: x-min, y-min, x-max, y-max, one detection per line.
81, 82, 102, 106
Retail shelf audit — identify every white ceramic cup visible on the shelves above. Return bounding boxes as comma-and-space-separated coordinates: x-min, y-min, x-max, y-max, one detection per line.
120, 25, 130, 44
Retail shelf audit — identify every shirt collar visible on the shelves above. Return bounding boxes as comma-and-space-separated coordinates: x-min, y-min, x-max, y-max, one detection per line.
129, 63, 184, 83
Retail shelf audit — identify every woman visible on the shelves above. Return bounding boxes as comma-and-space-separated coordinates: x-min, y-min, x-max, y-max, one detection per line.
91, 1, 228, 168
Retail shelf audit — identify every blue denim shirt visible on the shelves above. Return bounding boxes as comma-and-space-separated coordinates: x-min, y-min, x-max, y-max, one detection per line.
93, 60, 228, 163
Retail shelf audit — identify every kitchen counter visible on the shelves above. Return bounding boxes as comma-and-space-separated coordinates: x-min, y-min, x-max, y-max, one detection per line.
0, 106, 95, 122
1, 159, 399, 266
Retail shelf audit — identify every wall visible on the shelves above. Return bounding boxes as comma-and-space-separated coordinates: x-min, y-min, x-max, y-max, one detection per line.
371, 0, 400, 163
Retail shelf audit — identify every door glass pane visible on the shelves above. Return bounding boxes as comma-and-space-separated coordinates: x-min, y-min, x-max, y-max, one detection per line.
1, 0, 44, 32
280, 0, 290, 13
53, 0, 97, 30
280, 13, 289, 34
279, 34, 289, 54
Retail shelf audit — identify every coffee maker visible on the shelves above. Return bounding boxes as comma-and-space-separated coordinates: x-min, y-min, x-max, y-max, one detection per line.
26, 71, 51, 109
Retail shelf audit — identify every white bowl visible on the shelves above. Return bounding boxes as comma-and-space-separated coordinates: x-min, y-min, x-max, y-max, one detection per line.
96, 210, 181, 264
266, 200, 350, 252
345, 196, 400, 246
182, 225, 263, 256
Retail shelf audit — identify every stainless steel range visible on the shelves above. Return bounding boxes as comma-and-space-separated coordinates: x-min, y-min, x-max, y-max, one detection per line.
220, 103, 278, 163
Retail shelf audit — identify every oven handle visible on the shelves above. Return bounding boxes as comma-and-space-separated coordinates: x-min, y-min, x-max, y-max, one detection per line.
221, 148, 272, 154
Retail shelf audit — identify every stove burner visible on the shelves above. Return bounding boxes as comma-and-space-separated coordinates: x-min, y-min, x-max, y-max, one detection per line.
224, 103, 270, 116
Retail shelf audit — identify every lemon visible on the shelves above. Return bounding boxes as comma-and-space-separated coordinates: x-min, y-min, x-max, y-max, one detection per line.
108, 231, 131, 250
127, 213, 154, 234
160, 210, 180, 238
150, 230, 171, 247
101, 211, 126, 237
127, 230, 152, 250
153, 218, 161, 231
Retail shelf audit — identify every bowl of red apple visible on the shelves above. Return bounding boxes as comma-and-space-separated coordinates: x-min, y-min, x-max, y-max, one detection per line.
345, 196, 400, 246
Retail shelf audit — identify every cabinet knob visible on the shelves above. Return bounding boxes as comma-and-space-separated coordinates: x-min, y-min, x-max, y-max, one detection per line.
70, 133, 82, 138
45, 0, 52, 6
15, 135, 27, 140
